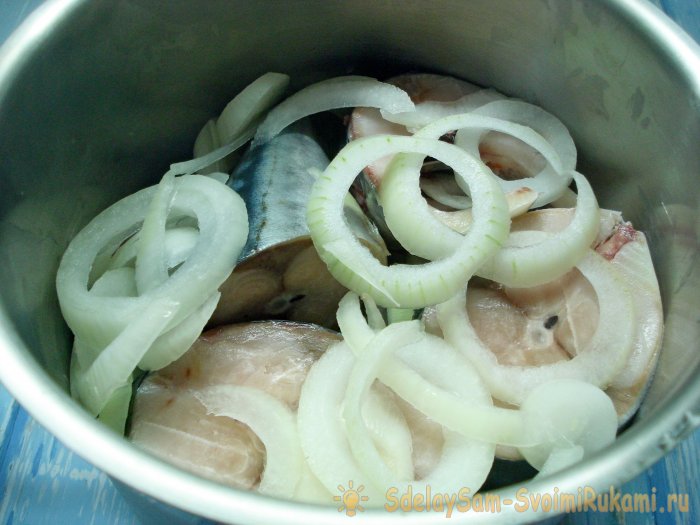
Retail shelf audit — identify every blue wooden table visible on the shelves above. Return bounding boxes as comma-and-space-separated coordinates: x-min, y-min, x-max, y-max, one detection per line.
1, 1, 699, 524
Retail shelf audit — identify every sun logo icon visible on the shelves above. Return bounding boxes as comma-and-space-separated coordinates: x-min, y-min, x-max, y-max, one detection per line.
334, 480, 369, 516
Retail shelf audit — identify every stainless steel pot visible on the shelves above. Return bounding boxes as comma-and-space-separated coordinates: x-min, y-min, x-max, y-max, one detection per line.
0, 1, 698, 523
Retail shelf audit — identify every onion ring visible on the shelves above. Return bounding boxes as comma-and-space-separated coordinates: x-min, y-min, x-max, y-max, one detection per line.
306, 135, 509, 308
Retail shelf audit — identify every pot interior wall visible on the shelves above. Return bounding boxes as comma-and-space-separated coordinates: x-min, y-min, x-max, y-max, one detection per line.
0, 0, 698, 419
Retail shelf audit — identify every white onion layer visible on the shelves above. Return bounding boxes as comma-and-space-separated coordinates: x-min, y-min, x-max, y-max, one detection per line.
337, 293, 617, 473
380, 88, 506, 131
216, 72, 290, 143
380, 113, 562, 260
336, 293, 538, 448
333, 293, 498, 493
456, 99, 576, 207
57, 175, 247, 416
476, 175, 600, 287
296, 342, 393, 502
254, 76, 415, 145
306, 135, 509, 308
518, 380, 617, 471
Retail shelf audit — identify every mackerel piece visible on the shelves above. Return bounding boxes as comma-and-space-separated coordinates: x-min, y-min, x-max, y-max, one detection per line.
232, 123, 324, 261
211, 123, 387, 328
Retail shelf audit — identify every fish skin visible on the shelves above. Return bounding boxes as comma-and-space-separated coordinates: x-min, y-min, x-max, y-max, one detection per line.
228, 122, 330, 262
213, 120, 388, 329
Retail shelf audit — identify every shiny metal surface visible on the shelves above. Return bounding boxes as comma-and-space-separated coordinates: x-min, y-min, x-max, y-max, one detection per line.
0, 0, 698, 523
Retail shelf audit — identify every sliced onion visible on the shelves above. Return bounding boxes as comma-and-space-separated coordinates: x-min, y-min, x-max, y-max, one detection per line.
535, 446, 584, 478
297, 342, 403, 502
360, 293, 386, 330
294, 465, 333, 504
135, 172, 175, 294
254, 76, 415, 145
420, 167, 473, 210
455, 99, 576, 207
307, 135, 509, 308
476, 175, 600, 287
470, 99, 577, 170
344, 324, 499, 494
96, 381, 132, 434
72, 296, 177, 415
169, 128, 255, 177
189, 72, 290, 174
437, 248, 636, 405
58, 175, 247, 416
193, 385, 303, 499
518, 380, 617, 471
386, 308, 415, 324
138, 291, 220, 371
342, 321, 425, 486
336, 293, 538, 448
339, 293, 618, 474
108, 227, 199, 272
193, 119, 220, 159
216, 72, 290, 143
379, 113, 561, 260
360, 382, 414, 481
380, 88, 505, 131
57, 175, 246, 349
90, 267, 137, 298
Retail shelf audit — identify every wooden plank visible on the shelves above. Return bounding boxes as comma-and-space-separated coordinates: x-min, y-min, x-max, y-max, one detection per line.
0, 389, 140, 525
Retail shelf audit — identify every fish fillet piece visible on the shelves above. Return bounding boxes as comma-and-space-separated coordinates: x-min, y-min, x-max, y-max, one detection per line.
129, 321, 340, 490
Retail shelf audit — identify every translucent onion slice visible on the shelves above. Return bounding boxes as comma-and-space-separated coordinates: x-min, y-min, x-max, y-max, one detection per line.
379, 113, 561, 260
169, 128, 255, 177
108, 227, 199, 272
135, 172, 175, 294
518, 380, 617, 471
471, 99, 577, 170
193, 119, 220, 160
360, 382, 414, 482
216, 72, 290, 143
380, 88, 505, 131
57, 175, 247, 351
420, 170, 473, 210
535, 446, 584, 478
190, 72, 290, 175
306, 135, 509, 308
297, 342, 408, 502
342, 319, 498, 494
476, 175, 600, 287
336, 293, 539, 448
361, 294, 386, 331
294, 465, 333, 504
137, 291, 220, 371
341, 294, 616, 473
96, 381, 132, 434
342, 321, 425, 486
193, 385, 303, 499
254, 76, 415, 145
455, 100, 576, 207
90, 267, 137, 298
59, 176, 247, 417
437, 248, 636, 405
72, 296, 177, 415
